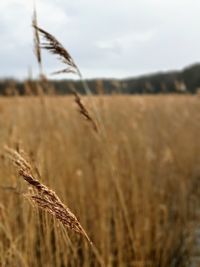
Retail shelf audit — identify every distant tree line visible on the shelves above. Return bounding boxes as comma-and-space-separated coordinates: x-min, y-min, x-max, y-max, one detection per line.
0, 63, 200, 95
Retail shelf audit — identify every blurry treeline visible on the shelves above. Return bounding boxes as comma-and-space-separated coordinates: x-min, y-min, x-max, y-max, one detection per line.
0, 63, 200, 95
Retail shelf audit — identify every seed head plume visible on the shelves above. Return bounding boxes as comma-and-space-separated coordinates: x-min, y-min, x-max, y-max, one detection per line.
5, 146, 92, 245
72, 90, 98, 133
32, 7, 42, 73
51, 68, 78, 76
33, 25, 80, 76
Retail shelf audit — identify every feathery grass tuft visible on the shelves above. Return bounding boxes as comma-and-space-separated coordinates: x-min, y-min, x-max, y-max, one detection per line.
32, 7, 42, 72
72, 90, 98, 132
5, 146, 92, 245
33, 25, 80, 76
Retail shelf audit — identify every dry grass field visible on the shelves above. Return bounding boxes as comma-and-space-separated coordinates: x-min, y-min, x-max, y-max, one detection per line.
0, 94, 199, 267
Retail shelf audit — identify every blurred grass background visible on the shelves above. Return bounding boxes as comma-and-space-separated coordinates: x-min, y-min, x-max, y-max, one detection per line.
0, 94, 199, 267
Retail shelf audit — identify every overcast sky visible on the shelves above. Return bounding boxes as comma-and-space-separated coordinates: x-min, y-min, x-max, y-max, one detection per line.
0, 0, 200, 79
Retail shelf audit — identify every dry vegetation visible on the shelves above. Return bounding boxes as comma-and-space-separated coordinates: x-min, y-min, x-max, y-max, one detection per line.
0, 94, 199, 267
0, 7, 199, 267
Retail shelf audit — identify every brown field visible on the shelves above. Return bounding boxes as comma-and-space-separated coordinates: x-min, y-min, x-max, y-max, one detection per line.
0, 95, 199, 267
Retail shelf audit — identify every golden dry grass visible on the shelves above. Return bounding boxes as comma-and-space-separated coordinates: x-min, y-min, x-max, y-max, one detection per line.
0, 94, 199, 267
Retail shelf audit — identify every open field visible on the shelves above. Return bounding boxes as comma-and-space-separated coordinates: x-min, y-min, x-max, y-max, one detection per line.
0, 95, 199, 267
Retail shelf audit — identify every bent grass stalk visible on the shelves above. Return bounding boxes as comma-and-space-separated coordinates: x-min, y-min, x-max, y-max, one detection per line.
32, 24, 100, 132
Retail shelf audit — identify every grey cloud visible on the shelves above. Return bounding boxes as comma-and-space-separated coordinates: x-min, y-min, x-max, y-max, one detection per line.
0, 0, 200, 79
